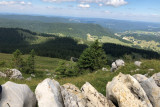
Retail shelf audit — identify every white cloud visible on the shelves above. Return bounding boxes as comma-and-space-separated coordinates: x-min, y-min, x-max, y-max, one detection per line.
104, 10, 111, 14
99, 3, 103, 7
78, 4, 90, 8
0, 1, 32, 6
42, 0, 75, 2
104, 0, 127, 7
79, 0, 127, 6
42, 0, 127, 7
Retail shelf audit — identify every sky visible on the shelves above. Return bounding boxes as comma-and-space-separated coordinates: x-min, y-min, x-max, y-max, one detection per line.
0, 0, 160, 22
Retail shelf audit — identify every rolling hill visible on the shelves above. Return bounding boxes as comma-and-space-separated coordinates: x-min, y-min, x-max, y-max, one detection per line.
0, 16, 113, 39
0, 27, 159, 60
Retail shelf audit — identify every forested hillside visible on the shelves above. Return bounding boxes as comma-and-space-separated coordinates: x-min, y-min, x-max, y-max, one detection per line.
0, 28, 159, 60
0, 28, 87, 59
103, 43, 160, 59
0, 18, 112, 39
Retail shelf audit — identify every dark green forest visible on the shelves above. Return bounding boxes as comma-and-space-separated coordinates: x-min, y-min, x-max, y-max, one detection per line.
103, 43, 160, 59
0, 27, 159, 60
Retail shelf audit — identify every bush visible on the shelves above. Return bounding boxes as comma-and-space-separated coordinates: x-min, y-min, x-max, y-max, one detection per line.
12, 49, 35, 74
55, 61, 78, 78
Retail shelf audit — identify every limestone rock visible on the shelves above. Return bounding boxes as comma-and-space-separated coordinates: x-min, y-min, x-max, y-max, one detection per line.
148, 69, 154, 71
61, 83, 86, 107
6, 69, 23, 79
111, 62, 117, 72
31, 74, 35, 78
81, 82, 115, 107
106, 73, 152, 107
134, 61, 142, 67
115, 59, 125, 67
35, 78, 64, 107
111, 59, 125, 72
102, 67, 108, 71
140, 77, 160, 107
133, 74, 148, 83
0, 81, 36, 107
0, 71, 6, 78
26, 77, 32, 81
152, 72, 160, 87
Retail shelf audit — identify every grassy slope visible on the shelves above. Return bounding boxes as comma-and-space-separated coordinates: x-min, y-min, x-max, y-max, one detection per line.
100, 36, 131, 46
0, 53, 160, 95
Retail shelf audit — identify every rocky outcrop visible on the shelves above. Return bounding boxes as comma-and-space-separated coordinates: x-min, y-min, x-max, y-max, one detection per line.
140, 77, 160, 107
61, 83, 86, 107
1, 72, 160, 107
102, 67, 109, 71
133, 73, 160, 107
0, 81, 36, 107
133, 74, 148, 83
0, 71, 6, 78
6, 69, 23, 79
106, 73, 152, 107
81, 82, 115, 107
134, 61, 142, 67
35, 78, 64, 107
111, 59, 125, 72
26, 77, 32, 81
152, 72, 160, 87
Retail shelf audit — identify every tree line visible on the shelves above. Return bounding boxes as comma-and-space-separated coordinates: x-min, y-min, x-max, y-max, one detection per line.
0, 27, 159, 60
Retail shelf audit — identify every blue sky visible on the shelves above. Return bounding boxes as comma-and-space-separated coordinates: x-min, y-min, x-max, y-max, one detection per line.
0, 0, 160, 22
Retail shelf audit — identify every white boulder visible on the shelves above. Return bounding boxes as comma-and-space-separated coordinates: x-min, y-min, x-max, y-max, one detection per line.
134, 61, 142, 67
102, 67, 108, 71
0, 81, 36, 107
115, 59, 125, 67
31, 74, 35, 78
61, 83, 86, 107
106, 73, 152, 107
0, 71, 6, 78
81, 82, 115, 107
152, 72, 160, 87
35, 78, 64, 107
133, 74, 148, 83
140, 77, 160, 107
26, 77, 32, 81
111, 59, 125, 72
6, 69, 23, 79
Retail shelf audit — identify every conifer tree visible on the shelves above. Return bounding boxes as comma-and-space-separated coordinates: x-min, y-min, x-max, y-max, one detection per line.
12, 49, 24, 71
26, 49, 35, 74
78, 40, 107, 72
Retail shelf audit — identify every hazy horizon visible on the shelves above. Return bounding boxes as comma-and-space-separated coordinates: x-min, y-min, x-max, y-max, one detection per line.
0, 0, 159, 23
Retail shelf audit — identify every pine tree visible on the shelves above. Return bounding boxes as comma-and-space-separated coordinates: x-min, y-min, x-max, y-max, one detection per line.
12, 49, 24, 70
26, 49, 35, 74
78, 40, 107, 72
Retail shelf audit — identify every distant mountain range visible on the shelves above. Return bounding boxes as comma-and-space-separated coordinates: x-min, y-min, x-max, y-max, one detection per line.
0, 14, 160, 32
0, 15, 113, 39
